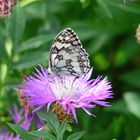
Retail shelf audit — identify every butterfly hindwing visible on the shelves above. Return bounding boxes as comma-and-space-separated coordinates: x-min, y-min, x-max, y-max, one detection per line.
48, 28, 90, 76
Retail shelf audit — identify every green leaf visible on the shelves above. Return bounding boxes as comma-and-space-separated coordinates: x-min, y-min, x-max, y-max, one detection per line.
0, 63, 8, 83
107, 116, 125, 139
88, 33, 111, 54
80, 0, 90, 8
0, 34, 6, 59
6, 3, 25, 48
107, 0, 140, 14
22, 1, 47, 19
13, 51, 49, 70
124, 92, 140, 118
109, 99, 129, 114
67, 131, 85, 140
68, 22, 97, 41
37, 110, 60, 135
29, 130, 56, 140
120, 69, 140, 88
96, 0, 112, 18
15, 34, 54, 53
65, 124, 72, 132
57, 121, 67, 140
114, 37, 138, 67
94, 53, 110, 70
7, 123, 33, 140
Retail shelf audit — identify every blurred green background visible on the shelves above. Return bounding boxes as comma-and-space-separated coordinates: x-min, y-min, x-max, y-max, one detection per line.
0, 0, 140, 139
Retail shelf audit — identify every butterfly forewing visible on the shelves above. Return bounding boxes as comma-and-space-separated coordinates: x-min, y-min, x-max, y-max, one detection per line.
48, 28, 90, 76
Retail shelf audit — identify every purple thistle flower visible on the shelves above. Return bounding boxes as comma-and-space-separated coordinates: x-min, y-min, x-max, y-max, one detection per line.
0, 128, 21, 140
0, 104, 44, 140
9, 104, 22, 124
20, 66, 113, 122
9, 104, 45, 131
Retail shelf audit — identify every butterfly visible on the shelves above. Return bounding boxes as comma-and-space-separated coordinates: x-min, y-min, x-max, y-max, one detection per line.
47, 28, 90, 77
0, 0, 16, 16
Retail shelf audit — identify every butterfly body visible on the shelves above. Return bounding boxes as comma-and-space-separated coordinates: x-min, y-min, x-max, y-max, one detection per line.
48, 28, 90, 77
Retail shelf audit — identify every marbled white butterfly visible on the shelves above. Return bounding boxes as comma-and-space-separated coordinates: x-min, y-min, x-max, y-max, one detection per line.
48, 28, 90, 77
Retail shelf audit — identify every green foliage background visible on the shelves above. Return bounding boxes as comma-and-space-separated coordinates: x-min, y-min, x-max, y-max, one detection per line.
0, 0, 140, 139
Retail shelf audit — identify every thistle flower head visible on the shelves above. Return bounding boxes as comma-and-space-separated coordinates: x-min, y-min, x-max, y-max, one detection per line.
136, 24, 140, 44
20, 66, 113, 122
0, 0, 16, 16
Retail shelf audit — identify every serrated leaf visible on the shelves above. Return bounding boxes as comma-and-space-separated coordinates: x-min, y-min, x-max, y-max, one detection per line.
37, 110, 60, 135
13, 51, 49, 70
124, 92, 140, 118
6, 4, 25, 48
15, 34, 54, 53
29, 130, 56, 140
67, 131, 85, 140
7, 123, 33, 140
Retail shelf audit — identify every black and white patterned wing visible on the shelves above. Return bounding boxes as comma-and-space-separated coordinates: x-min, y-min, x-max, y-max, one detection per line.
48, 28, 90, 77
